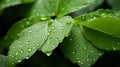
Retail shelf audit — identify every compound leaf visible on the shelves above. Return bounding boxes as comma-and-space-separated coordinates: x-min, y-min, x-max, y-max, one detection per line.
61, 24, 102, 67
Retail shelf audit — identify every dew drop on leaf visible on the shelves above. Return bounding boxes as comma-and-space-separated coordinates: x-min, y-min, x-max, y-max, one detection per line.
91, 50, 94, 53
25, 57, 29, 59
47, 31, 51, 36
72, 51, 75, 54
18, 60, 22, 63
39, 15, 48, 20
15, 52, 18, 55
28, 48, 32, 52
64, 33, 69, 37
29, 30, 32, 33
20, 51, 23, 53
47, 41, 51, 45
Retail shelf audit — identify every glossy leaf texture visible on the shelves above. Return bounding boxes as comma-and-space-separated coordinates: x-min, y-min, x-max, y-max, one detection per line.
75, 9, 120, 23
0, 54, 8, 67
82, 17, 120, 51
58, 0, 95, 17
4, 15, 49, 48
38, 16, 73, 56
61, 24, 103, 67
20, 0, 95, 17
75, 9, 120, 51
7, 22, 48, 67
0, 0, 35, 14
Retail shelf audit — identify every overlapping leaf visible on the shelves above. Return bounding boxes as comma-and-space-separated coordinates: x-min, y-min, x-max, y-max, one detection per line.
7, 22, 48, 67
75, 9, 120, 51
61, 24, 103, 67
4, 15, 48, 48
20, 0, 95, 17
82, 17, 120, 50
38, 16, 73, 56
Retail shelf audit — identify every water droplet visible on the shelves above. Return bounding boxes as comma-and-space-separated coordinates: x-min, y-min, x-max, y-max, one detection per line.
113, 47, 117, 50
16, 52, 18, 55
83, 46, 87, 50
20, 45, 23, 48
28, 48, 32, 52
74, 32, 77, 35
29, 30, 32, 33
52, 13, 55, 16
87, 59, 90, 61
72, 51, 75, 54
91, 50, 94, 53
20, 51, 23, 53
52, 45, 55, 48
26, 57, 29, 59
36, 43, 39, 46
81, 62, 84, 65
78, 60, 81, 63
59, 39, 62, 43
117, 42, 120, 45
39, 15, 48, 20
51, 26, 55, 29
99, 53, 102, 56
46, 51, 52, 56
64, 33, 69, 37
26, 41, 29, 44
47, 41, 51, 45
18, 60, 22, 62
33, 47, 36, 49
47, 31, 51, 36
26, 21, 31, 25
11, 55, 14, 58
70, 38, 72, 41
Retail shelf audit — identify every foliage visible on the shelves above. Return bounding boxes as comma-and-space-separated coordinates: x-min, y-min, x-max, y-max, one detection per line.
0, 0, 120, 67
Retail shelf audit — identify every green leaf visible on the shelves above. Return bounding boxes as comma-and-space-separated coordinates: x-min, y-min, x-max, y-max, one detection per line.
4, 15, 49, 48
21, 0, 95, 17
82, 17, 120, 51
0, 54, 8, 67
74, 9, 120, 51
61, 24, 103, 67
0, 0, 35, 14
74, 9, 120, 23
7, 22, 48, 67
57, 0, 95, 17
38, 16, 73, 56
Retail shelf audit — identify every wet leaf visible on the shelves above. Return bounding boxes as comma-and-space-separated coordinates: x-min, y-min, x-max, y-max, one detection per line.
38, 16, 73, 56
61, 24, 103, 67
7, 22, 48, 67
21, 0, 95, 17
82, 17, 120, 50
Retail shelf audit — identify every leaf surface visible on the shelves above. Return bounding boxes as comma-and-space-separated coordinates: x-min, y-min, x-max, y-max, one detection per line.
61, 24, 103, 67
82, 17, 120, 50
7, 22, 48, 67
39, 16, 73, 56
